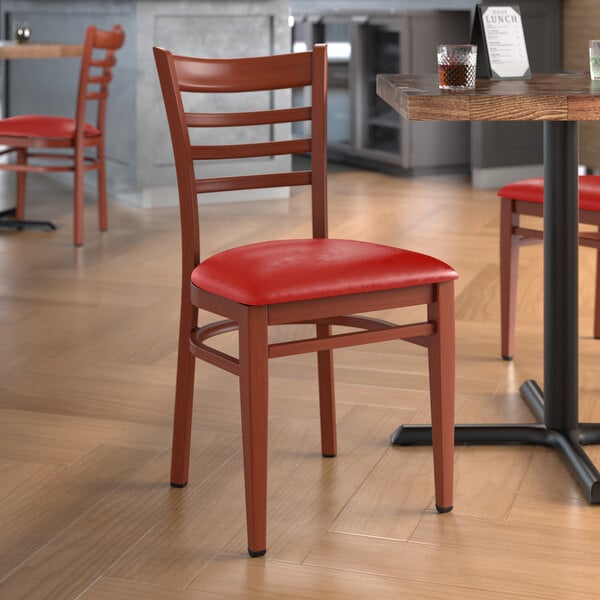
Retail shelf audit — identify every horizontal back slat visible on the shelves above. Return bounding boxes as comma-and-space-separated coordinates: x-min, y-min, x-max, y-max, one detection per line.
191, 139, 311, 160
174, 51, 313, 93
90, 57, 116, 68
185, 106, 312, 127
196, 170, 311, 193
86, 92, 108, 101
88, 74, 112, 85
93, 28, 125, 51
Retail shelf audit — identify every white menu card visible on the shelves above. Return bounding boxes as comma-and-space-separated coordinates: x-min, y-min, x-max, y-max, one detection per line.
472, 4, 531, 79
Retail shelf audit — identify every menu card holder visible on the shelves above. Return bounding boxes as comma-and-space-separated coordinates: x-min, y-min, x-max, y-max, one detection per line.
471, 4, 531, 79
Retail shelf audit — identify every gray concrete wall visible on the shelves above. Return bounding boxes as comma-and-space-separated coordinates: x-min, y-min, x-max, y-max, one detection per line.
1, 0, 291, 207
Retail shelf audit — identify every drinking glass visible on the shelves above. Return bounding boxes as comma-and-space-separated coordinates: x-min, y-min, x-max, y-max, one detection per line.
590, 41, 600, 80
437, 44, 477, 90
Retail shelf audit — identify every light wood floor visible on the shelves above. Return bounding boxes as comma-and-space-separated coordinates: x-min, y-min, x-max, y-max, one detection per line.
2, 168, 600, 599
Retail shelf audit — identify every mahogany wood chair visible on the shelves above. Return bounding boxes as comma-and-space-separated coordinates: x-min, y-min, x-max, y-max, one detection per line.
0, 25, 125, 246
154, 43, 457, 557
498, 176, 600, 359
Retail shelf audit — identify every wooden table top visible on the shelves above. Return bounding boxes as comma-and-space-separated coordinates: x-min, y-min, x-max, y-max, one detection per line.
376, 73, 600, 122
0, 41, 82, 60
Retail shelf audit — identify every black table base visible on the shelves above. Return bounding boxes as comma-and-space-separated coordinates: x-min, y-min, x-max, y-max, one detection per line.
391, 122, 600, 504
0, 207, 56, 231
391, 378, 600, 503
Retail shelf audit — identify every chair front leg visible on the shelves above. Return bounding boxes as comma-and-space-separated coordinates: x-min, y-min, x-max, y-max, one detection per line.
239, 305, 269, 557
427, 280, 455, 513
317, 323, 337, 457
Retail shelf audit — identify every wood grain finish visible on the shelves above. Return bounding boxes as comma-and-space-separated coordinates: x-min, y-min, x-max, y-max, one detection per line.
377, 73, 600, 121
0, 42, 82, 59
2, 169, 600, 598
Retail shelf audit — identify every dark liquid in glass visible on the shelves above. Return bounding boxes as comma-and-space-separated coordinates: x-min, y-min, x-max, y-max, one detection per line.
438, 64, 473, 88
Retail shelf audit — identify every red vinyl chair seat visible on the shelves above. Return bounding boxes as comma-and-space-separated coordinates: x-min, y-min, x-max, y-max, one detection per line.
192, 238, 457, 305
0, 115, 101, 140
498, 175, 600, 211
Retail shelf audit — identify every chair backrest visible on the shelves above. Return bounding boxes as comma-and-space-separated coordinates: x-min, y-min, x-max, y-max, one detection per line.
75, 25, 125, 137
153, 44, 328, 274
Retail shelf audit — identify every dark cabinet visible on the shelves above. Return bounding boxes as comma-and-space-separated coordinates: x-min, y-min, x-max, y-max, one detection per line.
293, 10, 472, 173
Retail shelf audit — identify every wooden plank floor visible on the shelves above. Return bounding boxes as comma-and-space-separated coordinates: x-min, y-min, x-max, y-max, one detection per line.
2, 168, 600, 599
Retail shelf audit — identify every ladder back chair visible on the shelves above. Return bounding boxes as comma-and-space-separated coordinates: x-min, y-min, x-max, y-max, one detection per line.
0, 24, 125, 246
154, 43, 457, 557
498, 176, 600, 359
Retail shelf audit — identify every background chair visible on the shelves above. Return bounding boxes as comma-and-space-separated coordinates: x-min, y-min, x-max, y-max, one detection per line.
154, 43, 457, 558
498, 175, 600, 359
0, 24, 125, 246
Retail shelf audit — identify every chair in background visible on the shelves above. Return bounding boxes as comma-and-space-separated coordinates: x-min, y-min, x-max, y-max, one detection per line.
0, 25, 125, 246
154, 43, 457, 557
498, 176, 600, 359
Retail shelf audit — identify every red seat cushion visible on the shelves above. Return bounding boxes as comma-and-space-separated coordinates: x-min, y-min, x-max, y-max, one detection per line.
498, 175, 600, 212
0, 115, 100, 139
191, 238, 458, 305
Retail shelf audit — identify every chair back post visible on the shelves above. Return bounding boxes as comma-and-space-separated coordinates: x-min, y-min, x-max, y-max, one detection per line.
310, 44, 328, 240
153, 47, 201, 277
93, 25, 125, 134
75, 25, 125, 145
74, 26, 96, 147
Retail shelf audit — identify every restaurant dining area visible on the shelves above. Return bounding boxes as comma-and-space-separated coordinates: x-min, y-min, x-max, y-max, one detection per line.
3, 0, 600, 599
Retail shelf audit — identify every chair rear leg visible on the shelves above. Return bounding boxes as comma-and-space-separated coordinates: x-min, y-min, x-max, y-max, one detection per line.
427, 280, 455, 513
16, 149, 27, 220
317, 323, 337, 457
239, 306, 269, 557
595, 239, 600, 339
500, 198, 520, 360
170, 301, 198, 487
